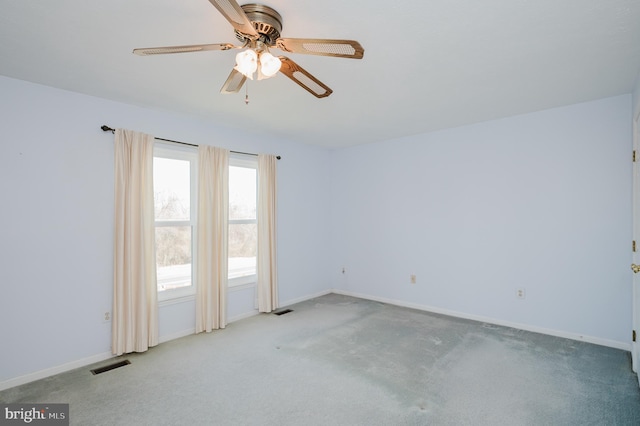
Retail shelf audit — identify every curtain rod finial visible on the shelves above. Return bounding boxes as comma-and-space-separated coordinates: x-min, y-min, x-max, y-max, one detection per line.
101, 125, 115, 133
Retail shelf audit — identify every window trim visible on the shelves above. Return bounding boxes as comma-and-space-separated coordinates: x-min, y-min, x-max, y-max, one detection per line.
228, 153, 258, 288
153, 142, 198, 302
152, 147, 258, 299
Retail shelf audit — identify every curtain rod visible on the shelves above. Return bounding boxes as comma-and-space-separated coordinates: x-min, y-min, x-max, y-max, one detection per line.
101, 125, 281, 160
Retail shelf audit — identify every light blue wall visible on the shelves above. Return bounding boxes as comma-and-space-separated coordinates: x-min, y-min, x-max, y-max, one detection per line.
0, 76, 332, 385
0, 73, 635, 387
330, 95, 633, 346
634, 72, 640, 120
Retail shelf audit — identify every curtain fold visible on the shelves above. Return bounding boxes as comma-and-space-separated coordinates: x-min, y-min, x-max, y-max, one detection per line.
196, 146, 229, 332
257, 154, 279, 313
112, 129, 158, 356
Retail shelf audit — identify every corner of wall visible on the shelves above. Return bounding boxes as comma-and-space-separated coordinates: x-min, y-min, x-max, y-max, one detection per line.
633, 70, 640, 120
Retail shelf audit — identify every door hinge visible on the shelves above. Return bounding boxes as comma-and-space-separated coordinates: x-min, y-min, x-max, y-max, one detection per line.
634, 330, 637, 342
634, 241, 637, 252
634, 151, 637, 162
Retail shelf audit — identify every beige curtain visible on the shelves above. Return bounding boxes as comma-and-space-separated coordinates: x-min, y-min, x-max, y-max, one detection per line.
112, 129, 158, 356
196, 146, 229, 332
257, 154, 279, 312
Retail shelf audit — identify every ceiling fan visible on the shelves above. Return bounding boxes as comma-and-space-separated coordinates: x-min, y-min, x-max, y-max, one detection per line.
133, 1, 365, 98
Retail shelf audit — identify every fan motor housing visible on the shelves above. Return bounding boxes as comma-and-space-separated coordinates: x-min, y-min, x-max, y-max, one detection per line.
235, 3, 283, 45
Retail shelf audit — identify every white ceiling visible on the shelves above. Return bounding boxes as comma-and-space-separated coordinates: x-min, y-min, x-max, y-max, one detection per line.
1, 0, 639, 148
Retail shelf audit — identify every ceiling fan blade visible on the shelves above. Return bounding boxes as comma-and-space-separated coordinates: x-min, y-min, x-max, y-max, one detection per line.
276, 38, 364, 59
220, 68, 247, 94
133, 43, 237, 56
278, 57, 332, 98
207, 0, 259, 39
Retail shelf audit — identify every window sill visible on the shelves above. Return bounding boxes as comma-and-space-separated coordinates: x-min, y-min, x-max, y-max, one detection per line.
229, 281, 256, 292
229, 274, 256, 288
156, 277, 256, 304
158, 293, 195, 307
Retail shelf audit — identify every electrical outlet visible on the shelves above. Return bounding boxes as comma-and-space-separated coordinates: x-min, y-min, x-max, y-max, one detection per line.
104, 311, 111, 322
516, 288, 526, 299
410, 274, 417, 284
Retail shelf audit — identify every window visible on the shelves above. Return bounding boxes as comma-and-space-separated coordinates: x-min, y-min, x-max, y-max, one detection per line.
228, 154, 258, 286
153, 143, 197, 300
152, 146, 256, 299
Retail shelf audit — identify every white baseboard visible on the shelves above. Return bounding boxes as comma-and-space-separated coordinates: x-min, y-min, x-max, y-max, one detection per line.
224, 290, 335, 322
3, 287, 627, 392
228, 310, 260, 323
332, 289, 631, 352
226, 289, 332, 320
0, 351, 114, 392
158, 310, 263, 340
158, 328, 195, 344
280, 289, 332, 308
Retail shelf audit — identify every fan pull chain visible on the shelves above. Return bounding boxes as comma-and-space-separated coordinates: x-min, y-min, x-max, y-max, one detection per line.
245, 82, 249, 105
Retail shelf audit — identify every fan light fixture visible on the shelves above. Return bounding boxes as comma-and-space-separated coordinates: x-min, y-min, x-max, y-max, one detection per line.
234, 45, 281, 80
132, 2, 365, 99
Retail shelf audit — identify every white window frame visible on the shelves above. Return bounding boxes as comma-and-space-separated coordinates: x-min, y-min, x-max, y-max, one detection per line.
228, 153, 258, 288
153, 142, 198, 302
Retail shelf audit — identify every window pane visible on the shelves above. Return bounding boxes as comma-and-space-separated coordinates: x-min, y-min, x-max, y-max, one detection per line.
229, 223, 256, 279
156, 226, 192, 291
154, 157, 191, 221
229, 166, 256, 220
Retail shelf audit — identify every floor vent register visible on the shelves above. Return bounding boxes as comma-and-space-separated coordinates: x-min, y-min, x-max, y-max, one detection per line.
90, 360, 131, 375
